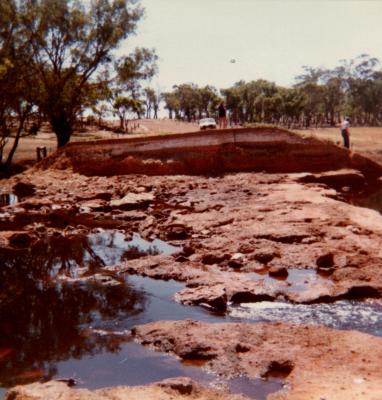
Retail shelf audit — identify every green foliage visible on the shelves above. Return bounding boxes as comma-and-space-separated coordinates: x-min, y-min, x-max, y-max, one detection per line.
19, 0, 146, 146
112, 95, 142, 129
164, 54, 382, 128
162, 84, 219, 120
0, 0, 157, 154
0, 0, 38, 169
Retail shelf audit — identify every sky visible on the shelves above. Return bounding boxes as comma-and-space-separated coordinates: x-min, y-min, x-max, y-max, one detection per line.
124, 0, 382, 92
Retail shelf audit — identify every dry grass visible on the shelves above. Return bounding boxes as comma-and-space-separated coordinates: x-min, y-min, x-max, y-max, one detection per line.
294, 126, 382, 165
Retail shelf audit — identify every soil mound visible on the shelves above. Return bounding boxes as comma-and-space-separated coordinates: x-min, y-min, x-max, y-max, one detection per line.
38, 127, 382, 179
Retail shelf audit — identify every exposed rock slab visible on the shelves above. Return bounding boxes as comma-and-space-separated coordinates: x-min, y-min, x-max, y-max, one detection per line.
297, 168, 366, 190
2, 168, 382, 306
5, 377, 247, 400
132, 320, 382, 400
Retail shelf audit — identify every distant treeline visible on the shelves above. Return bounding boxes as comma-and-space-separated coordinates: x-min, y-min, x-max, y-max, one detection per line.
160, 55, 382, 128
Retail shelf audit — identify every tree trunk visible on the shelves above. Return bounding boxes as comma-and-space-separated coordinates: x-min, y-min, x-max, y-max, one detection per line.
51, 114, 73, 148
4, 116, 26, 167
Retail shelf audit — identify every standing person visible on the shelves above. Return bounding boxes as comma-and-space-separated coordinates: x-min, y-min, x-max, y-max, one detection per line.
218, 101, 227, 129
340, 117, 350, 149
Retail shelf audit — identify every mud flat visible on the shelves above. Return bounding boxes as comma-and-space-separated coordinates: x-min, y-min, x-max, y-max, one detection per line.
2, 128, 382, 399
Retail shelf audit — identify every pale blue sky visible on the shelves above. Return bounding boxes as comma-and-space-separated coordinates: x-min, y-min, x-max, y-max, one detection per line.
124, 0, 382, 92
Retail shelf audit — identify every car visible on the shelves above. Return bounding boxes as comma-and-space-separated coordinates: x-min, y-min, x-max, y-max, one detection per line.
199, 117, 216, 130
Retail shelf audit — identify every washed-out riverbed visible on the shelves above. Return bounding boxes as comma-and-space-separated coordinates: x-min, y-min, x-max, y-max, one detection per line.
1, 228, 382, 399
2, 158, 382, 399
0, 230, 285, 399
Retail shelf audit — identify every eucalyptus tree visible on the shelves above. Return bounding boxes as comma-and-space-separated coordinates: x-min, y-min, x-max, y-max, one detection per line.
162, 92, 180, 119
0, 0, 37, 170
20, 0, 148, 147
143, 87, 156, 119
112, 96, 142, 130
115, 47, 158, 119
198, 85, 219, 117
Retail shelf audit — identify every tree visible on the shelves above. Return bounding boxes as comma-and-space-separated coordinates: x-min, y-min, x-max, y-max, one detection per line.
20, 0, 145, 147
112, 96, 142, 131
162, 92, 180, 119
143, 87, 155, 119
0, 0, 37, 171
198, 85, 219, 117
116, 47, 158, 119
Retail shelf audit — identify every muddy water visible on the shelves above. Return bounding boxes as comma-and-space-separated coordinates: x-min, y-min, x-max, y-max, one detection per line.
0, 229, 381, 399
0, 226, 282, 400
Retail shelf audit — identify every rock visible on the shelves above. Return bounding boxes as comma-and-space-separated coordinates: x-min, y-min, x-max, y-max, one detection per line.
132, 320, 382, 400
110, 192, 154, 210
252, 248, 278, 264
9, 232, 33, 248
261, 360, 294, 378
165, 224, 190, 240
237, 243, 253, 254
79, 199, 108, 211
157, 377, 193, 395
5, 377, 247, 400
175, 284, 227, 312
316, 252, 335, 269
298, 169, 365, 190
13, 182, 36, 198
268, 266, 288, 278
201, 253, 230, 265
64, 274, 122, 287
228, 253, 245, 269
181, 245, 195, 257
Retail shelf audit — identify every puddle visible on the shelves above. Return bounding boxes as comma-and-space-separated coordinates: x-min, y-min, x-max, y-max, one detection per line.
0, 194, 17, 207
0, 229, 380, 399
0, 229, 180, 283
285, 268, 331, 294
243, 268, 330, 295
87, 230, 180, 267
227, 376, 285, 400
228, 299, 382, 336
0, 228, 231, 398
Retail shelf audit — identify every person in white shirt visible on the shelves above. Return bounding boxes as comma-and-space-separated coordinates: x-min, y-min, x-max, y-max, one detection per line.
340, 117, 350, 149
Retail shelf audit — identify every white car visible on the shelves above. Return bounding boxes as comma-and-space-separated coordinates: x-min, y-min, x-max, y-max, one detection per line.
199, 117, 216, 130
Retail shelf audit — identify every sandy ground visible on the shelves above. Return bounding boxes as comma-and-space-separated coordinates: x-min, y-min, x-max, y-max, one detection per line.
4, 119, 198, 166
296, 126, 382, 164
4, 121, 382, 167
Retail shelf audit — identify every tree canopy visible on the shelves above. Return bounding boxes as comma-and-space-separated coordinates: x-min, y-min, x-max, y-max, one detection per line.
162, 55, 382, 128
0, 0, 157, 158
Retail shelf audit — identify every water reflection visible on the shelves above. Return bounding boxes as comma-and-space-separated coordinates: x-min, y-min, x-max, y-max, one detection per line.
0, 230, 180, 388
0, 281, 145, 387
0, 194, 18, 207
